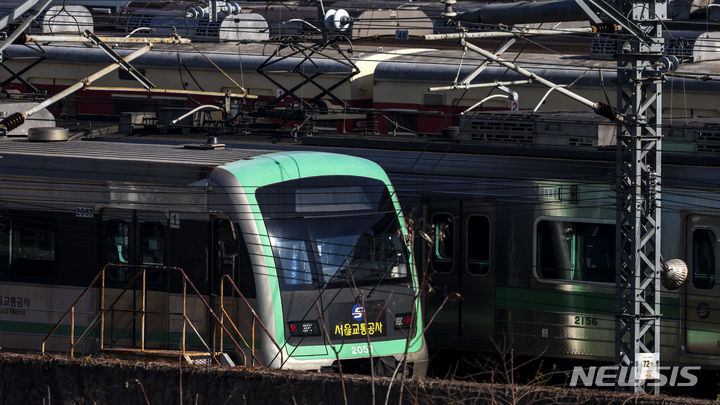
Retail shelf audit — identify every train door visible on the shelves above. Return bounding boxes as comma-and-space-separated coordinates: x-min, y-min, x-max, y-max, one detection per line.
425, 199, 495, 344
210, 216, 257, 355
426, 200, 460, 339
210, 217, 234, 349
460, 203, 495, 341
685, 215, 720, 355
211, 216, 257, 296
211, 217, 239, 293
101, 209, 169, 349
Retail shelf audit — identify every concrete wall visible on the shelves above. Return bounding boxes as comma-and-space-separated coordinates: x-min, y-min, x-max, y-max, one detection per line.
0, 353, 707, 404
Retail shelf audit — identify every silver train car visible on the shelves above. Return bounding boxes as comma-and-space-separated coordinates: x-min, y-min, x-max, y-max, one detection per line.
0, 137, 428, 376
334, 134, 720, 393
4, 40, 720, 136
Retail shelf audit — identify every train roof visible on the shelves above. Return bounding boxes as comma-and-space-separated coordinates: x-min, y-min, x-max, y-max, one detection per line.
0, 138, 391, 189
0, 138, 274, 185
0, 138, 268, 164
3, 43, 359, 74
6, 40, 720, 91
372, 49, 720, 85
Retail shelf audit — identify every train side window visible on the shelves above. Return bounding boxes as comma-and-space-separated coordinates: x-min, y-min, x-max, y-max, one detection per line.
10, 217, 56, 276
141, 223, 165, 266
216, 219, 237, 276
536, 220, 614, 283
432, 213, 454, 273
141, 223, 166, 284
692, 229, 716, 290
105, 221, 130, 282
215, 219, 256, 298
467, 215, 490, 275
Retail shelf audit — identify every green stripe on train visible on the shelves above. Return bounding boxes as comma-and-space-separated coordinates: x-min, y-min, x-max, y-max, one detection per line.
495, 286, 681, 320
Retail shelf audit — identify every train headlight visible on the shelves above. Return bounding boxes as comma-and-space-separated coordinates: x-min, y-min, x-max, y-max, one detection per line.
661, 258, 688, 290
288, 321, 320, 337
394, 313, 413, 330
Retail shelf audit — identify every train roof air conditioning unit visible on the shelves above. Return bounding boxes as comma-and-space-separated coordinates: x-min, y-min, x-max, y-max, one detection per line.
125, 9, 269, 42
42, 5, 94, 35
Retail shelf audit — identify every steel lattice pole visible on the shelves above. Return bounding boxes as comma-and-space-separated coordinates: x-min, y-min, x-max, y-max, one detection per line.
615, 0, 665, 393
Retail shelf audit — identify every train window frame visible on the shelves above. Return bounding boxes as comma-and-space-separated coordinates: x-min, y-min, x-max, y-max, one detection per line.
104, 220, 131, 283
465, 214, 491, 276
0, 213, 58, 278
140, 222, 167, 285
533, 216, 615, 285
111, 93, 148, 116
431, 212, 454, 274
213, 216, 257, 298
691, 227, 716, 290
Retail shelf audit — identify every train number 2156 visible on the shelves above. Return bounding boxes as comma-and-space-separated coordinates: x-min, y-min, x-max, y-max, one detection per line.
574, 316, 598, 326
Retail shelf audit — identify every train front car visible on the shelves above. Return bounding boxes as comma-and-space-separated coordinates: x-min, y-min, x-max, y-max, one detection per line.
210, 151, 428, 376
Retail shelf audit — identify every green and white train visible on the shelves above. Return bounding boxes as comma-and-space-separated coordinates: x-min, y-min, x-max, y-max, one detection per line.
0, 138, 428, 376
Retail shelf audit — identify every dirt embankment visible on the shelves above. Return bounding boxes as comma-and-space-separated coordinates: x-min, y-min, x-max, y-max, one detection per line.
0, 353, 710, 404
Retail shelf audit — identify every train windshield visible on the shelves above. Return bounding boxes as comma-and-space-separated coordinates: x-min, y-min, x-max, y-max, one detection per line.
256, 176, 409, 291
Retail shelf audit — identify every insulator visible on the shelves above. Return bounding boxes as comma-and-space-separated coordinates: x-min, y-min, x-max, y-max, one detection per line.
661, 259, 688, 290
324, 9, 351, 31
442, 0, 457, 19
592, 23, 617, 34
13, 33, 29, 45
185, 6, 205, 20
367, 114, 379, 134
1, 112, 26, 133
594, 103, 617, 121
225, 2, 241, 15
657, 55, 680, 72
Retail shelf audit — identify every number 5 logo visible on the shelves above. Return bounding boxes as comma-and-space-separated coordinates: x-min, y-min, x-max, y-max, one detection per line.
352, 304, 364, 322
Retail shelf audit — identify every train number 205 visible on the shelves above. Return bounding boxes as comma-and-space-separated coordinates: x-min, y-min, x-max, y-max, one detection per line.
574, 316, 598, 326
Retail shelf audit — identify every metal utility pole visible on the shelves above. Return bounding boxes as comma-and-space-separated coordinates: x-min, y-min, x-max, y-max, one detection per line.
613, 0, 667, 394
